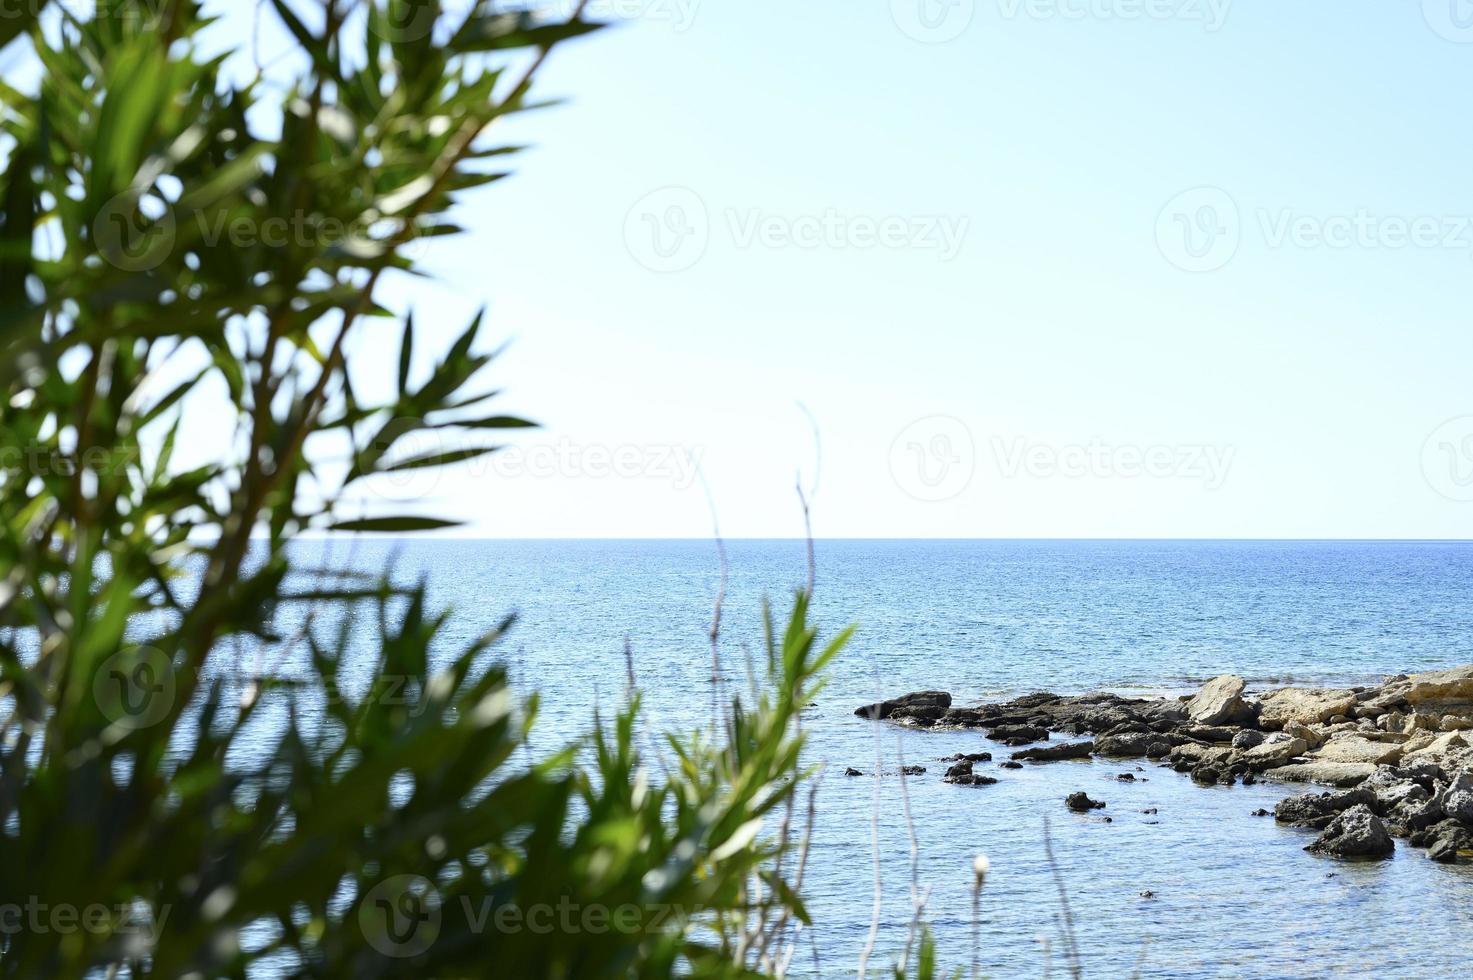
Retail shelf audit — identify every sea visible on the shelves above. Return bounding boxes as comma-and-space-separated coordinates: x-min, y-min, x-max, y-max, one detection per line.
292, 538, 1473, 978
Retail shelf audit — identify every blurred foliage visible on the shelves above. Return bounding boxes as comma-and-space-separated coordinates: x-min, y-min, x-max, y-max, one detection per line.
0, 1, 877, 977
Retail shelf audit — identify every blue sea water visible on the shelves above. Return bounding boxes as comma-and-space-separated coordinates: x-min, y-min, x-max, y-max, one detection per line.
308, 539, 1473, 978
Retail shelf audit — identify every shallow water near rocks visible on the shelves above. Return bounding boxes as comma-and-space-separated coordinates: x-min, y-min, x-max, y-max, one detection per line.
288, 539, 1473, 976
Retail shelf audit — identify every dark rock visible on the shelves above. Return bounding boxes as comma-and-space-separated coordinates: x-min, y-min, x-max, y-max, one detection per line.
855, 691, 951, 723
1389, 796, 1443, 838
1274, 787, 1375, 829
1095, 731, 1156, 757
1146, 741, 1171, 758
1000, 761, 1023, 770
1184, 724, 1239, 743
987, 724, 1049, 744
1012, 740, 1094, 762
1066, 791, 1106, 812
1251, 808, 1271, 816
899, 765, 926, 776
942, 759, 998, 786
1232, 730, 1266, 750
941, 752, 992, 763
1190, 765, 1221, 785
1141, 807, 1158, 814
1306, 804, 1394, 858
1116, 773, 1136, 782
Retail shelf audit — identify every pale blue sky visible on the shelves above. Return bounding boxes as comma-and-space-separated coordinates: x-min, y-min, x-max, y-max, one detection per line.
21, 1, 1473, 537
363, 0, 1473, 537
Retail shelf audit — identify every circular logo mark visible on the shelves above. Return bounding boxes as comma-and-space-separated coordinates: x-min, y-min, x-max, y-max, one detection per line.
1421, 416, 1473, 501
1155, 186, 1239, 273
369, 0, 439, 41
889, 415, 975, 501
360, 416, 450, 502
1422, 0, 1473, 42
890, 0, 975, 43
93, 646, 175, 729
623, 186, 709, 273
93, 192, 176, 272
359, 875, 442, 958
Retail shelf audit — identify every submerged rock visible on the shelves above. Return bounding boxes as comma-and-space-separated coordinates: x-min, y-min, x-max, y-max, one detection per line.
1306, 804, 1394, 859
1065, 791, 1106, 812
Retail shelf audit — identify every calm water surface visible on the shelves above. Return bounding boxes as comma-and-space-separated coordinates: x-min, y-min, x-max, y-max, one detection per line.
298, 539, 1473, 978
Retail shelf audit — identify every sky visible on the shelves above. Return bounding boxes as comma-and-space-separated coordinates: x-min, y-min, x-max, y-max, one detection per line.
17, 0, 1473, 538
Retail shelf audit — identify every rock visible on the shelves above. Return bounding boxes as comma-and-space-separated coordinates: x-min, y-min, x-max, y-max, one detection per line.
1275, 787, 1376, 829
1170, 743, 1234, 767
941, 752, 992, 763
1404, 664, 1473, 705
1388, 796, 1443, 837
1251, 808, 1271, 816
855, 691, 951, 722
1116, 772, 1136, 782
986, 724, 1048, 743
899, 765, 926, 776
1191, 766, 1222, 784
1185, 674, 1250, 725
1306, 804, 1394, 859
1417, 819, 1473, 863
1000, 760, 1023, 769
844, 767, 864, 777
1012, 740, 1094, 762
1239, 736, 1308, 770
1401, 731, 1472, 769
1285, 723, 1327, 750
1309, 735, 1405, 767
1258, 688, 1359, 730
1145, 740, 1171, 758
1442, 715, 1473, 732
1442, 789, 1473, 824
1096, 731, 1156, 757
1429, 836, 1464, 863
1232, 730, 1266, 750
942, 759, 998, 786
1183, 724, 1239, 743
1403, 712, 1440, 734
1142, 807, 1158, 814
1380, 711, 1407, 733
1264, 762, 1377, 787
1065, 791, 1106, 812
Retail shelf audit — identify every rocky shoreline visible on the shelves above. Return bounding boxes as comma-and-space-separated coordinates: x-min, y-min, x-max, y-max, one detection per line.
854, 665, 1473, 863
